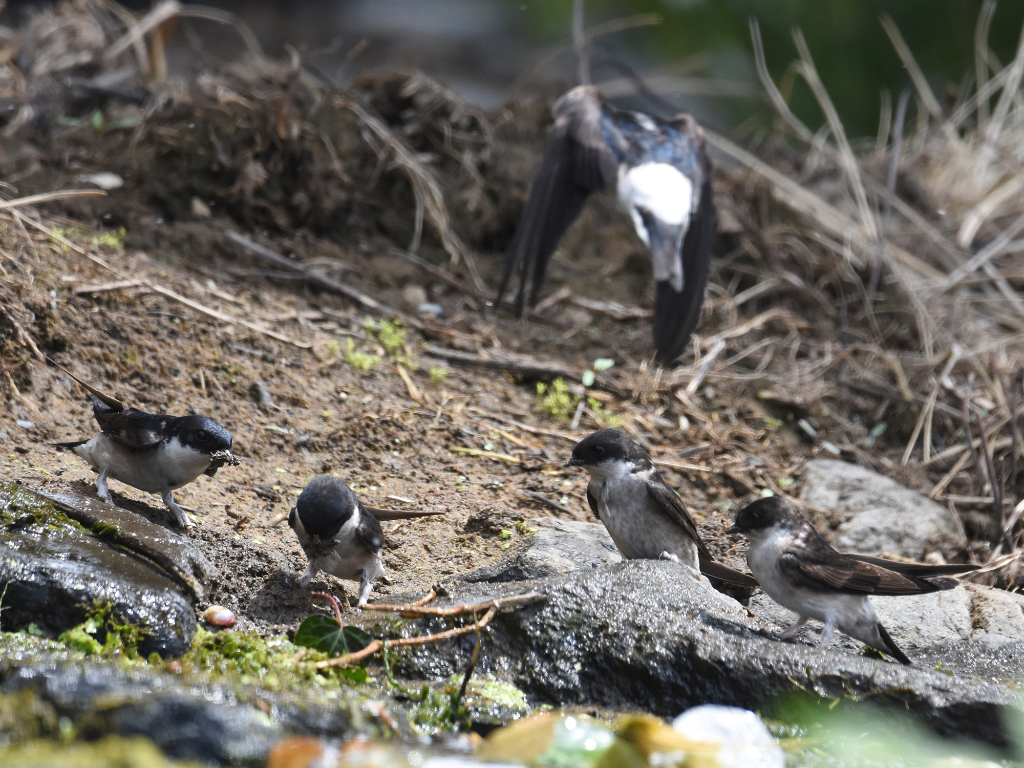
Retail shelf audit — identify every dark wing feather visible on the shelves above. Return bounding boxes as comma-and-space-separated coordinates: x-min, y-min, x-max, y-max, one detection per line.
646, 472, 757, 586
845, 554, 979, 577
586, 486, 600, 519
644, 473, 713, 561
701, 560, 760, 588
353, 511, 384, 554
93, 399, 172, 448
779, 538, 958, 596
498, 90, 616, 314
652, 170, 714, 365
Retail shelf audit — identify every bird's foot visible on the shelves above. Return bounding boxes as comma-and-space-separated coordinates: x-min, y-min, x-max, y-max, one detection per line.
162, 491, 194, 529
780, 616, 809, 640
818, 619, 836, 649
659, 551, 681, 563
96, 468, 114, 504
356, 571, 374, 607
296, 563, 317, 588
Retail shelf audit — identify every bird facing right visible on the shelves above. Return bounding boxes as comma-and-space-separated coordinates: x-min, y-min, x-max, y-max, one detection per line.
729, 495, 979, 664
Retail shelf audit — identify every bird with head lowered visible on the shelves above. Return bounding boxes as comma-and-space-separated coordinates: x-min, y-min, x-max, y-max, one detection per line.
50, 358, 238, 529
289, 475, 446, 606
729, 495, 979, 664
565, 428, 757, 588
498, 85, 714, 366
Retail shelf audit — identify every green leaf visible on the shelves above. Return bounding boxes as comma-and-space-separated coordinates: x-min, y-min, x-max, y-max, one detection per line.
593, 358, 615, 372
294, 615, 372, 657
338, 667, 369, 683
581, 370, 595, 387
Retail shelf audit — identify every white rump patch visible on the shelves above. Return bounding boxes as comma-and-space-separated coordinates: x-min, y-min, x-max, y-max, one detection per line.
618, 163, 693, 230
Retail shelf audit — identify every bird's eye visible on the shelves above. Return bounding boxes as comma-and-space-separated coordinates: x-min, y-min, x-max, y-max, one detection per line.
594, 445, 605, 457
196, 429, 209, 441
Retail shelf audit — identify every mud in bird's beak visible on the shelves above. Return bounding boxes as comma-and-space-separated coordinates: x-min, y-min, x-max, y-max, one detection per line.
564, 456, 584, 468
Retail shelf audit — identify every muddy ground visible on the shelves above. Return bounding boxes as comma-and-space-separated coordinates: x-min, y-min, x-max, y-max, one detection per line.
0, 49, 1009, 638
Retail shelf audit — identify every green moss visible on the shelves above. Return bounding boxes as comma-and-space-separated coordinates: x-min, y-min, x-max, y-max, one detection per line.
429, 367, 449, 384
344, 338, 380, 371
536, 378, 579, 422
57, 601, 148, 660
587, 397, 624, 428
0, 482, 85, 533
176, 628, 370, 694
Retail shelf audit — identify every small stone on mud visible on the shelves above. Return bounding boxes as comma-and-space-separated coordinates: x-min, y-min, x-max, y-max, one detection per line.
204, 605, 235, 627
191, 197, 212, 218
402, 284, 428, 307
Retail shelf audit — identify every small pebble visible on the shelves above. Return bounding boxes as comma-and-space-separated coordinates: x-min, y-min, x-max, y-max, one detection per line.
417, 302, 443, 318
402, 284, 428, 307
16, 420, 34, 429
204, 605, 235, 627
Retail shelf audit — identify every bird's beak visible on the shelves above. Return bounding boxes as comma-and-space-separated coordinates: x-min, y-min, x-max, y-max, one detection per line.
564, 457, 583, 468
647, 220, 686, 292
726, 524, 741, 535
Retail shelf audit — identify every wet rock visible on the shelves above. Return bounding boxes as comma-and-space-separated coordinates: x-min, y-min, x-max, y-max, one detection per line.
35, 488, 214, 600
0, 638, 355, 765
0, 484, 200, 657
387, 560, 1021, 746
463, 517, 620, 582
801, 459, 965, 558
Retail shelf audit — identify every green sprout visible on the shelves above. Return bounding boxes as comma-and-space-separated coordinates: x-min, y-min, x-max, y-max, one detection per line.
536, 378, 579, 422
343, 338, 379, 371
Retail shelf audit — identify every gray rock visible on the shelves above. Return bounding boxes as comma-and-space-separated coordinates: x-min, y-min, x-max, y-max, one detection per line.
383, 561, 1021, 746
0, 637, 356, 765
0, 484, 200, 657
801, 459, 964, 557
464, 517, 620, 582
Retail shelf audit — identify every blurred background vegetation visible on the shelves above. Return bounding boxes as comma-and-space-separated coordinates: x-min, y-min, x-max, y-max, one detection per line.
517, 0, 1022, 138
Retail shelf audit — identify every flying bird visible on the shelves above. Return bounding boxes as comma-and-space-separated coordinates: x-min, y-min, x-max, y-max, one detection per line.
498, 85, 714, 365
564, 428, 758, 588
50, 358, 237, 529
288, 475, 445, 606
729, 496, 979, 664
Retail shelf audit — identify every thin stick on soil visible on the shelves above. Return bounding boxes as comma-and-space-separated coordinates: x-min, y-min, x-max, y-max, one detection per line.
901, 384, 937, 465
360, 592, 543, 617
931, 450, 973, 498
316, 606, 499, 668
869, 89, 910, 301
455, 620, 483, 714
519, 491, 574, 516
977, 415, 1009, 548
1012, 368, 1023, 490
0, 189, 105, 210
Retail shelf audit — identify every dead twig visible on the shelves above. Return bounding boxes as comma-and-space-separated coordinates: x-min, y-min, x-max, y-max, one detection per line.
225, 231, 401, 319
360, 591, 543, 617
518, 491, 574, 516
316, 606, 498, 668
422, 345, 628, 398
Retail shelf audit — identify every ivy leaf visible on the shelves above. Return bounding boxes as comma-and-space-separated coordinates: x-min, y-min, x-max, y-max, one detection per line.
294, 615, 372, 658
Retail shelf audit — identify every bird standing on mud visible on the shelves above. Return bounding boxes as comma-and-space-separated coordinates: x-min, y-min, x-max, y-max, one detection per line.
50, 359, 237, 529
498, 85, 714, 365
289, 475, 445, 606
729, 496, 979, 664
565, 428, 757, 587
